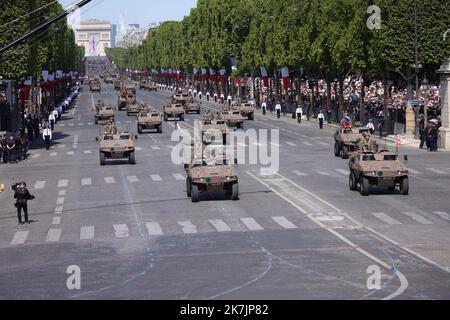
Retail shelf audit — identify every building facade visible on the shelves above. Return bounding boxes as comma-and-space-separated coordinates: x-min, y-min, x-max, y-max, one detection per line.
75, 20, 112, 57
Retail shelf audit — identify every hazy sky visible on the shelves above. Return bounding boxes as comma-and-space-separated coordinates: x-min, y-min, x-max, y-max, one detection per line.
59, 0, 198, 28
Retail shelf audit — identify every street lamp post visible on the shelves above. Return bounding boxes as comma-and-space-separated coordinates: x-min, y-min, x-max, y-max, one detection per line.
421, 78, 429, 123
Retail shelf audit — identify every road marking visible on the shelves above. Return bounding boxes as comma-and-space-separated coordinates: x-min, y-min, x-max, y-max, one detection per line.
67, 151, 74, 156
83, 150, 92, 154
58, 190, 66, 196
285, 142, 296, 147
87, 123, 94, 126
50, 152, 57, 157
151, 146, 160, 150
81, 178, 92, 186
34, 181, 46, 190
302, 142, 312, 146
78, 123, 84, 126
146, 222, 164, 236
54, 206, 63, 214
116, 121, 122, 124
371, 212, 402, 225
10, 231, 29, 245
432, 211, 450, 221
426, 168, 447, 174
59, 124, 65, 127
402, 212, 433, 225
173, 173, 185, 181
178, 221, 197, 234
272, 216, 297, 229
80, 226, 95, 240
240, 218, 264, 231
113, 224, 129, 238
314, 170, 330, 176
408, 168, 422, 175
150, 175, 162, 182
105, 177, 116, 184
316, 142, 329, 146
45, 229, 61, 242
209, 219, 232, 232
57, 180, 69, 188
31, 154, 41, 159
58, 144, 65, 149
56, 197, 65, 205
69, 123, 74, 127
127, 176, 139, 183
292, 170, 308, 177
52, 217, 61, 225
335, 169, 349, 175
135, 146, 143, 151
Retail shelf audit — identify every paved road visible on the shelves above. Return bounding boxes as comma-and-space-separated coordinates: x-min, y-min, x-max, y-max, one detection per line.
0, 83, 449, 299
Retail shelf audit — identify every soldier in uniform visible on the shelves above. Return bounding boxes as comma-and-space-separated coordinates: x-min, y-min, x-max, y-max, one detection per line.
358, 132, 378, 153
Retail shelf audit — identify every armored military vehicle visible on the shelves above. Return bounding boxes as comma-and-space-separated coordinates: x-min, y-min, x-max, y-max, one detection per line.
147, 82, 158, 91
172, 91, 190, 106
126, 98, 141, 116
184, 97, 201, 114
104, 77, 113, 84
349, 148, 409, 196
221, 109, 244, 129
137, 105, 162, 134
89, 79, 102, 92
238, 102, 255, 120
200, 116, 228, 145
185, 141, 239, 202
164, 103, 185, 121
114, 80, 122, 91
95, 104, 115, 125
97, 129, 137, 166
118, 87, 136, 111
139, 79, 148, 90
334, 127, 372, 159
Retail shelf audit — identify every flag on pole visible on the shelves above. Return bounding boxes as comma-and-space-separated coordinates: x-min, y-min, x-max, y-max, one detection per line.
260, 66, 269, 88
219, 68, 226, 83
210, 68, 217, 81
230, 58, 238, 72
281, 67, 291, 89
201, 68, 207, 82
193, 68, 198, 81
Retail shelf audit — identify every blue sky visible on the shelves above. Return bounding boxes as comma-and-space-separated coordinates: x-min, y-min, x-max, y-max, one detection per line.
59, 0, 198, 28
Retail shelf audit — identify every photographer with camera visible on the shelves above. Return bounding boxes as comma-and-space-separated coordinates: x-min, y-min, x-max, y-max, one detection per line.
13, 182, 35, 225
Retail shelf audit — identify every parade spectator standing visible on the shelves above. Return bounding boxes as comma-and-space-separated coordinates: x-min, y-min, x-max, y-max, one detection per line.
0, 135, 7, 163
318, 110, 325, 129
49, 112, 56, 130
296, 105, 303, 123
6, 136, 16, 163
366, 119, 375, 135
33, 115, 40, 139
214, 92, 218, 103
42, 127, 52, 150
419, 124, 426, 149
275, 103, 282, 119
220, 93, 225, 104
262, 101, 267, 115
227, 94, 232, 106
206, 91, 210, 101
198, 91, 202, 100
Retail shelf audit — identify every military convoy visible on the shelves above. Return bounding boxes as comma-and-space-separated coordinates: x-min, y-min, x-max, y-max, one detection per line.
164, 103, 185, 121
137, 105, 163, 134
94, 100, 115, 125
118, 87, 136, 111
184, 97, 201, 114
97, 127, 137, 166
126, 98, 141, 116
104, 77, 113, 84
220, 108, 245, 129
334, 127, 372, 159
89, 79, 102, 92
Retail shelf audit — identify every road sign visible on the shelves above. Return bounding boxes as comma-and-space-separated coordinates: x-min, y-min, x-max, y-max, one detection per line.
409, 100, 425, 106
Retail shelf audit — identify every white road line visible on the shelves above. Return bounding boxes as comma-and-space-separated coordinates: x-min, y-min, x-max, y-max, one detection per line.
240, 218, 264, 231
150, 175, 162, 182
371, 212, 402, 225
426, 168, 447, 174
67, 151, 75, 156
408, 168, 422, 175
314, 170, 330, 176
292, 170, 308, 177
56, 197, 65, 205
57, 180, 69, 188
146, 222, 164, 236
69, 124, 74, 127
81, 178, 92, 186
87, 123, 94, 126
78, 123, 84, 126
178, 221, 197, 234
135, 146, 143, 151
116, 121, 122, 124
316, 142, 329, 146
302, 142, 312, 146
272, 216, 297, 229
45, 229, 61, 242
151, 146, 160, 150
209, 219, 232, 232
83, 150, 92, 154
10, 231, 29, 245
335, 169, 349, 175
31, 154, 41, 159
127, 176, 139, 183
52, 217, 61, 225
173, 173, 185, 181
104, 177, 116, 184
50, 152, 57, 157
58, 190, 66, 196
113, 224, 129, 238
54, 206, 63, 214
58, 145, 66, 149
432, 211, 450, 221
34, 181, 46, 190
80, 226, 95, 240
402, 212, 433, 225
285, 142, 296, 147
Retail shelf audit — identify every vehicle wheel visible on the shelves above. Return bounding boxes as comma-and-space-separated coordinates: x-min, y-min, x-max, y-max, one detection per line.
191, 185, 199, 203
157, 124, 162, 133
129, 151, 136, 165
138, 125, 143, 134
334, 142, 340, 157
341, 146, 349, 159
197, 110, 201, 115
249, 113, 254, 121
400, 177, 409, 195
231, 183, 239, 201
100, 152, 106, 166
186, 179, 192, 198
360, 176, 370, 196
95, 118, 98, 125
349, 171, 357, 191
180, 114, 185, 121
164, 113, 168, 121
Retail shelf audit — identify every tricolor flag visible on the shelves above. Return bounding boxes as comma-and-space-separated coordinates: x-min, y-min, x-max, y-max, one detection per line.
230, 58, 238, 72
193, 68, 198, 81
201, 68, 207, 82
260, 66, 269, 88
219, 68, 226, 83
210, 68, 217, 82
281, 67, 291, 89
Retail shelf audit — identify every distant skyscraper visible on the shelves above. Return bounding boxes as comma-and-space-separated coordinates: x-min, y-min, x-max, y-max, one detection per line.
111, 24, 117, 48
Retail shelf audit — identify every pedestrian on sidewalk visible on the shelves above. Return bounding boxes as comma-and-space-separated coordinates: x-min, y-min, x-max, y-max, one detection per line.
296, 105, 303, 124
49, 112, 55, 131
0, 135, 7, 163
214, 92, 218, 103
318, 110, 325, 129
275, 103, 282, 119
42, 127, 52, 150
53, 108, 59, 124
419, 124, 426, 149
13, 182, 34, 225
262, 101, 267, 115
227, 94, 232, 106
7, 136, 16, 163
366, 119, 375, 135
220, 93, 225, 105
206, 91, 210, 101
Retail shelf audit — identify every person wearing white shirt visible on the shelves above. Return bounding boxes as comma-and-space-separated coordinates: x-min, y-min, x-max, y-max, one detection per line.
296, 106, 303, 123
206, 91, 211, 101
262, 101, 267, 115
275, 103, 282, 118
366, 119, 375, 134
193, 89, 198, 98
42, 127, 52, 150
318, 110, 325, 129
53, 109, 59, 123
188, 88, 192, 96
198, 91, 202, 100
214, 92, 218, 103
220, 93, 225, 104
64, 99, 69, 112
227, 94, 232, 106
48, 113, 55, 130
